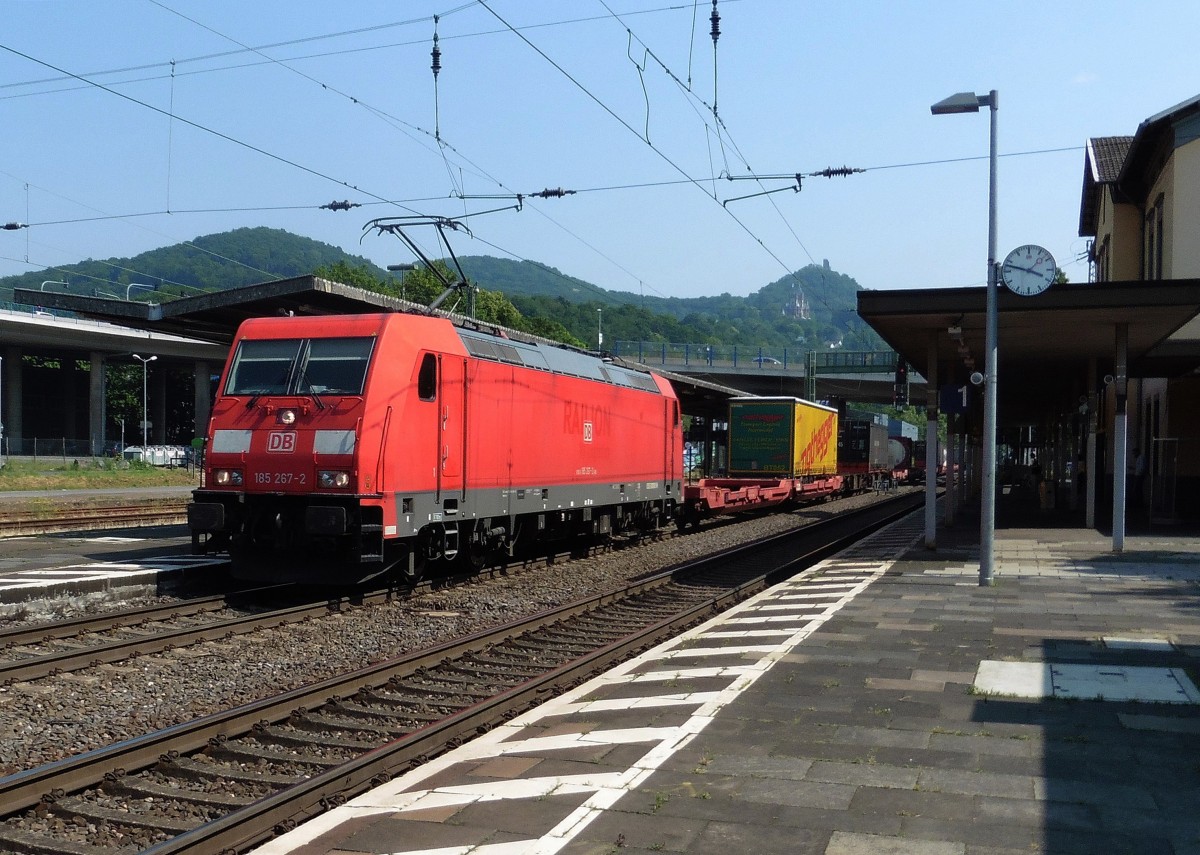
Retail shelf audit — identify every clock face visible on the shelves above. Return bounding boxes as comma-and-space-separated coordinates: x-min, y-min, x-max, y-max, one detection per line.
1001, 244, 1057, 296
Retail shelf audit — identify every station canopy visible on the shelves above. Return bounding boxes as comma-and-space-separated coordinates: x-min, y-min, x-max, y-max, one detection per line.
857, 279, 1200, 422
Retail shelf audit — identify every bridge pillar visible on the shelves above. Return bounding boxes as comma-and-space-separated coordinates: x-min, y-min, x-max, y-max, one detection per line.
90, 351, 106, 456
2, 347, 19, 453
194, 360, 211, 441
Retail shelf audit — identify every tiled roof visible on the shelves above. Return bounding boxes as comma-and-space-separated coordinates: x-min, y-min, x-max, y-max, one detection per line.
1079, 136, 1133, 236
1087, 136, 1133, 183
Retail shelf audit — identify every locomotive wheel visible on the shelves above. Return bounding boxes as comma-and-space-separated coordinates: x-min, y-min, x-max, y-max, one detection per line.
462, 522, 489, 572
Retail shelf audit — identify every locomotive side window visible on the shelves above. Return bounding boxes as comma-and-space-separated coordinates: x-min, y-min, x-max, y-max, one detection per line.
417, 353, 437, 401
226, 339, 302, 395
301, 337, 374, 395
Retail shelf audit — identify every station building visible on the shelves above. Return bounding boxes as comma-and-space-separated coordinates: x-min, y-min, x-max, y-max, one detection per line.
859, 92, 1200, 529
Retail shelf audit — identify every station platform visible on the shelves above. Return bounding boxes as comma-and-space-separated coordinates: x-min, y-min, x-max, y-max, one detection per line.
0, 486, 217, 608
251, 509, 1200, 855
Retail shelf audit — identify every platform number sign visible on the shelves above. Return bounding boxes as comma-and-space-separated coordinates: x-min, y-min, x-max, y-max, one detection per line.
939, 384, 970, 415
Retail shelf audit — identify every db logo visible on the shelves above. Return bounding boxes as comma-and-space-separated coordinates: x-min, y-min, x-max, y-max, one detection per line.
267, 431, 297, 453
583, 421, 593, 443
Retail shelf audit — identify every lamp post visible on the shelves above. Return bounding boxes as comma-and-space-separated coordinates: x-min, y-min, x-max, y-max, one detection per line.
132, 354, 157, 459
597, 308, 604, 352
931, 89, 998, 587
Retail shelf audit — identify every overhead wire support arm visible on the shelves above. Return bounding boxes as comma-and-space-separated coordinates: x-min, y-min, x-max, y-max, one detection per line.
722, 183, 799, 207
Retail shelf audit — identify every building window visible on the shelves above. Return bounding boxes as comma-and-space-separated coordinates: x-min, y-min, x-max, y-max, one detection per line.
1144, 194, 1165, 281
1155, 196, 1165, 279
1096, 235, 1110, 282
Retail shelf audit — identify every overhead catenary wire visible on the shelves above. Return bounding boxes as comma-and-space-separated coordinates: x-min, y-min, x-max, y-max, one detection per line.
9, 2, 678, 303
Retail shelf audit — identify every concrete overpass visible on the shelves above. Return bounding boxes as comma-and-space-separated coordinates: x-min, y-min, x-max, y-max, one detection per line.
611, 341, 924, 405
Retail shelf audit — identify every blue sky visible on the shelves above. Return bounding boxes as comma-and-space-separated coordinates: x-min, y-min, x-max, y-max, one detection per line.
2, 1, 1197, 302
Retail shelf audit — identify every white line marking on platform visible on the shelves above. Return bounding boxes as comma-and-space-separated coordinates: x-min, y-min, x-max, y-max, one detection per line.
552, 691, 722, 715
661, 644, 777, 658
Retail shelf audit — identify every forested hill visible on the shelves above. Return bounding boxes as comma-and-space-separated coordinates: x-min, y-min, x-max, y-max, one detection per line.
459, 255, 881, 351
0, 227, 883, 351
0, 227, 389, 301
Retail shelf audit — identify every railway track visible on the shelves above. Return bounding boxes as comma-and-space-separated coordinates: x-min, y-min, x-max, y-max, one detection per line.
0, 499, 764, 686
0, 585, 339, 686
0, 501, 189, 537
0, 492, 921, 855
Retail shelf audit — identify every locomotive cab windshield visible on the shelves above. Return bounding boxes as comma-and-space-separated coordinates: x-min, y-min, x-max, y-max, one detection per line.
226, 336, 375, 397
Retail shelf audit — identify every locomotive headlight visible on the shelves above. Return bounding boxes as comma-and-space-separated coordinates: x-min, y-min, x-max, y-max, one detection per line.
213, 468, 244, 486
318, 470, 351, 489
277, 409, 297, 425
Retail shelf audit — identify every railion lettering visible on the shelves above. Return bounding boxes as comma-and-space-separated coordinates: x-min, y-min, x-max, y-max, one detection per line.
564, 401, 609, 439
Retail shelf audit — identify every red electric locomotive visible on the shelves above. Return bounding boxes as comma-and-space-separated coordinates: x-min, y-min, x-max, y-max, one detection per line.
188, 313, 683, 583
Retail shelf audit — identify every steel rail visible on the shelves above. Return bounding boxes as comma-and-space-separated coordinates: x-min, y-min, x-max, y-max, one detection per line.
0, 585, 291, 648
0, 583, 424, 685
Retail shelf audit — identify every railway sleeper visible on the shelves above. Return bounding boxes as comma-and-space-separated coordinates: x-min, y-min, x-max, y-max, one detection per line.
288, 710, 412, 740
396, 669, 514, 689
436, 661, 541, 684
205, 742, 344, 771
0, 827, 121, 855
531, 627, 630, 645
468, 650, 569, 670
457, 654, 559, 675
326, 698, 452, 724
46, 794, 198, 835
104, 775, 255, 809
252, 724, 376, 751
505, 636, 597, 656
376, 682, 491, 704
158, 755, 300, 788
352, 701, 461, 724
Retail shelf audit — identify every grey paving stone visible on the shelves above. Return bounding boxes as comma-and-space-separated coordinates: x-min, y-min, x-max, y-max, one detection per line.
555, 804, 707, 853
1033, 775, 1159, 809
702, 753, 813, 780
734, 775, 859, 810
916, 767, 1036, 799
826, 829, 964, 854
973, 795, 1099, 830
804, 759, 920, 789
449, 792, 591, 837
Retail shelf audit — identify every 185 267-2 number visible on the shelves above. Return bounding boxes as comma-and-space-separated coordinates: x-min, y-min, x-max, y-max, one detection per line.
254, 472, 307, 486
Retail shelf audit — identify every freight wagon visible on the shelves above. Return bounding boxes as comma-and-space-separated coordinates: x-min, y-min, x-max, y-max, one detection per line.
680, 397, 843, 526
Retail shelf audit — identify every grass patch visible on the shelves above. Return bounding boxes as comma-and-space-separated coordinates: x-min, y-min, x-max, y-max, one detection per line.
0, 459, 198, 492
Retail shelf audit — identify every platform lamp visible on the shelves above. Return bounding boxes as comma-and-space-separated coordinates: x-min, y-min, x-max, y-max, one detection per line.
931, 89, 998, 587
132, 354, 157, 459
